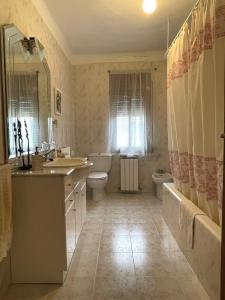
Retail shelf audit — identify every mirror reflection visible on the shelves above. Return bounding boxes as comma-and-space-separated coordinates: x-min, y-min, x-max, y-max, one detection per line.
2, 24, 51, 161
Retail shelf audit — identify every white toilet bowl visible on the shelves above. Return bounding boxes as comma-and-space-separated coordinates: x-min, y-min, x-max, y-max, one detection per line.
87, 172, 108, 201
87, 153, 112, 201
152, 172, 173, 200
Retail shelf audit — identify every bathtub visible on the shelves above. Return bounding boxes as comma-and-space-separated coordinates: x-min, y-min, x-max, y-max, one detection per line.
162, 183, 221, 300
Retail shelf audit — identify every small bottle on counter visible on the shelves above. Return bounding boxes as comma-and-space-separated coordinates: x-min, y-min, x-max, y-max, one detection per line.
32, 147, 43, 171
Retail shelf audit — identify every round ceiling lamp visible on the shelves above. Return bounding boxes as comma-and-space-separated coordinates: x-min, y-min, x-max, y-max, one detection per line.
142, 0, 157, 14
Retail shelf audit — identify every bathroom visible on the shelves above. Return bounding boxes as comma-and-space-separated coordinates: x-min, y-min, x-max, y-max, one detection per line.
0, 0, 224, 299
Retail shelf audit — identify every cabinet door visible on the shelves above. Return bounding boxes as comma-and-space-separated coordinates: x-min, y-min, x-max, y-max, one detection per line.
65, 196, 76, 268
80, 182, 86, 225
74, 184, 82, 243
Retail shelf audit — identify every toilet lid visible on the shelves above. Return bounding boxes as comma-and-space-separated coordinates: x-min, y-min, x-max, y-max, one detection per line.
152, 172, 173, 183
88, 172, 108, 180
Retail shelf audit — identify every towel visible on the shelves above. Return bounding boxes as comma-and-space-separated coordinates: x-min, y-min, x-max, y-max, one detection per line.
0, 164, 12, 262
179, 199, 205, 248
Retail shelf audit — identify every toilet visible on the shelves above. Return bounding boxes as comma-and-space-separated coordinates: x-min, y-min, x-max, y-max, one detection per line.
152, 171, 173, 200
87, 153, 112, 201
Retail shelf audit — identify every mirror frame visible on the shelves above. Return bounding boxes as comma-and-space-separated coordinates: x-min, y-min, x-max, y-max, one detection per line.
0, 24, 52, 163
0, 24, 9, 163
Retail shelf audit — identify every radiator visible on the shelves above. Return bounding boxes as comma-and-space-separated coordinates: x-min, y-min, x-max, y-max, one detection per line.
120, 157, 139, 192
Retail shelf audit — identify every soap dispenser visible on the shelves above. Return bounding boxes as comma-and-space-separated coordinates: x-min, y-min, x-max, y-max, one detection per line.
32, 147, 43, 171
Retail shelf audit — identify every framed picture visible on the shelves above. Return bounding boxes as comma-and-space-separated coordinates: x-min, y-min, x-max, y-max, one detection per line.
54, 88, 62, 115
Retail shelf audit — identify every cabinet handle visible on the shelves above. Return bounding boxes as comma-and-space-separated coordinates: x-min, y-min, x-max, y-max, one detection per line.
73, 208, 76, 211
67, 183, 72, 186
69, 199, 73, 202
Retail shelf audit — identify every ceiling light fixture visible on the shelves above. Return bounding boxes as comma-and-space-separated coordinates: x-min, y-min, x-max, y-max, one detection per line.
142, 0, 157, 14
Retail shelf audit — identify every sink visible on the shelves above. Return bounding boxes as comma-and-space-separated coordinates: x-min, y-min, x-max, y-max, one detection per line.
43, 157, 88, 168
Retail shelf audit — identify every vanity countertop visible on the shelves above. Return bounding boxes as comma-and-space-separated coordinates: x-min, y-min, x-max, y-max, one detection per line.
12, 162, 93, 177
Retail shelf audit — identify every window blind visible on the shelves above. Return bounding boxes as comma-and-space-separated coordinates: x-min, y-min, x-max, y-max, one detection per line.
8, 71, 39, 157
109, 72, 152, 155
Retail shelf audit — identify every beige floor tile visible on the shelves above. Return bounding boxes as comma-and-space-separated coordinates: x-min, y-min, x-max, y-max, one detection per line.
69, 250, 98, 278
177, 273, 210, 300
128, 216, 153, 224
102, 223, 130, 236
104, 211, 128, 217
4, 284, 52, 300
130, 235, 159, 252
129, 223, 158, 236
136, 275, 187, 300
41, 277, 94, 300
105, 205, 127, 211
82, 222, 103, 234
100, 235, 132, 253
76, 233, 101, 250
133, 252, 173, 277
96, 252, 135, 277
85, 216, 104, 224
88, 213, 105, 219
166, 249, 195, 277
105, 204, 126, 209
157, 234, 180, 251
4, 193, 210, 300
153, 219, 172, 236
93, 276, 139, 300
127, 210, 151, 216
104, 215, 129, 224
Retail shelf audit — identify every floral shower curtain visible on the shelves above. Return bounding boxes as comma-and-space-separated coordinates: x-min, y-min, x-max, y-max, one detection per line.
167, 0, 225, 225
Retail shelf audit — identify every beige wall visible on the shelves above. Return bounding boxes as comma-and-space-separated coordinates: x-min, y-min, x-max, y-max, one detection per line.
0, 0, 75, 151
73, 61, 169, 192
0, 1, 170, 296
0, 0, 75, 296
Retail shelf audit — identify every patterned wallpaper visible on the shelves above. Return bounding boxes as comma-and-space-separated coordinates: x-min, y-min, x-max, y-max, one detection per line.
0, 0, 75, 296
0, 0, 75, 153
73, 61, 170, 192
0, 1, 170, 295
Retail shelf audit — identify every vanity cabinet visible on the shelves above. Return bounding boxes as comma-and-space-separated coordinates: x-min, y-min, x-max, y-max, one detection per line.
65, 184, 76, 267
74, 181, 86, 244
65, 180, 86, 266
11, 167, 89, 283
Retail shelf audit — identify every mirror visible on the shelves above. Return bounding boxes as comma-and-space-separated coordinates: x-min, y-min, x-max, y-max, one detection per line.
1, 24, 51, 162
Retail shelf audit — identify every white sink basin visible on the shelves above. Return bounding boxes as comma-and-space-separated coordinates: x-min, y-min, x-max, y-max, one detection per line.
43, 157, 88, 168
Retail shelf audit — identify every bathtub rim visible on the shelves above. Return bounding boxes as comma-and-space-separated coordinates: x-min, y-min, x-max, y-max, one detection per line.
163, 182, 221, 242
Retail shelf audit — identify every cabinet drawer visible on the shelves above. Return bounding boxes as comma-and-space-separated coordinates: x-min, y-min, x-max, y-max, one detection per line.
65, 196, 74, 215
65, 196, 76, 268
64, 176, 73, 199
81, 182, 86, 221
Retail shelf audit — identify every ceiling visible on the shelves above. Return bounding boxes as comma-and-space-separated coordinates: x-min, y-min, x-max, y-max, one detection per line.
33, 0, 196, 63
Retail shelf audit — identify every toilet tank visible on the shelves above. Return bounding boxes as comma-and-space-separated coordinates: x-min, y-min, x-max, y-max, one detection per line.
88, 153, 112, 173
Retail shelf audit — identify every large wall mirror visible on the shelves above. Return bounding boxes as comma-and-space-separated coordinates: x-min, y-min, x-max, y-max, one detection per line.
1, 24, 51, 161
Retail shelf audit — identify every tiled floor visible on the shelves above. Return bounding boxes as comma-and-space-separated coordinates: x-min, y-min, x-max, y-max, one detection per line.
5, 193, 210, 300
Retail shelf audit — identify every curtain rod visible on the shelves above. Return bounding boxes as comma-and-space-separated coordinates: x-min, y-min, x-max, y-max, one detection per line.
108, 70, 152, 74
165, 0, 200, 55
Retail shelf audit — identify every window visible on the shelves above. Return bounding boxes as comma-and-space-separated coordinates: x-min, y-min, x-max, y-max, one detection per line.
8, 72, 39, 157
109, 72, 152, 155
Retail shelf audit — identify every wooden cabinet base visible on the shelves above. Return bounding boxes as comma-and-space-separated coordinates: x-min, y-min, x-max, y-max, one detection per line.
11, 171, 87, 283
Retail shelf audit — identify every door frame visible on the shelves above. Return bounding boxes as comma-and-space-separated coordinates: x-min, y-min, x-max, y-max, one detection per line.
220, 59, 225, 300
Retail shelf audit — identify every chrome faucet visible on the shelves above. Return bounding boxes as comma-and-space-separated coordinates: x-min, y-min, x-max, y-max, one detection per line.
42, 148, 56, 162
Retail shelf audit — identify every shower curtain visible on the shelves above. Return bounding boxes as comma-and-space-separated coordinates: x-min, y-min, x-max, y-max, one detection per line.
167, 0, 225, 224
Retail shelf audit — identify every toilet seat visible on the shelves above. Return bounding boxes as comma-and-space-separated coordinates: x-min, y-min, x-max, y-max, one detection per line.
152, 172, 173, 183
87, 172, 108, 180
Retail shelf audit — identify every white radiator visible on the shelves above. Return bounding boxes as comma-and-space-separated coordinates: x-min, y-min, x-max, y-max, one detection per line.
120, 157, 139, 192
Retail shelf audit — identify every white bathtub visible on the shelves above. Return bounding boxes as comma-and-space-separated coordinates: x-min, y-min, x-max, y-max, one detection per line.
162, 183, 221, 300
